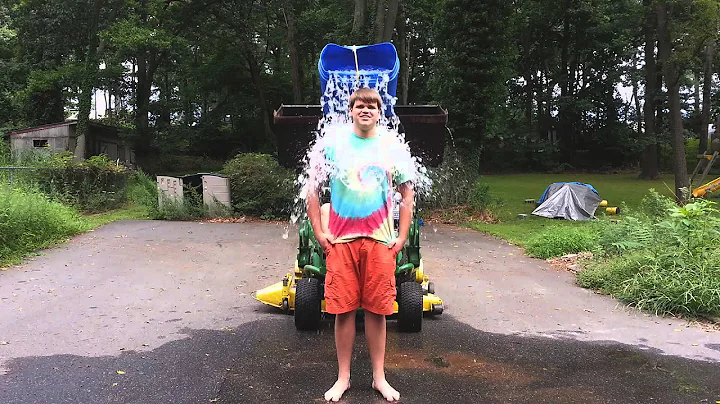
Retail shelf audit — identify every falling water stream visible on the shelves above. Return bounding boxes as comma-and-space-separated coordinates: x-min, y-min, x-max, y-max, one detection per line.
282, 69, 434, 238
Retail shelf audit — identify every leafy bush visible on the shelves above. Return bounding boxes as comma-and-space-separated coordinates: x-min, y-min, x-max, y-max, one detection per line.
156, 185, 213, 220
33, 154, 129, 213
0, 139, 11, 165
126, 170, 158, 211
578, 194, 720, 319
222, 153, 295, 219
0, 184, 88, 266
524, 223, 599, 259
423, 148, 478, 209
468, 180, 492, 211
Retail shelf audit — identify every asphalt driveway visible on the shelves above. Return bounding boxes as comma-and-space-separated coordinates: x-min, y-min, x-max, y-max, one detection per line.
1, 220, 718, 403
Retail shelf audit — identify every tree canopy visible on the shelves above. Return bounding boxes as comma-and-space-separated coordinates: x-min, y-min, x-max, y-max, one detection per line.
0, 0, 718, 190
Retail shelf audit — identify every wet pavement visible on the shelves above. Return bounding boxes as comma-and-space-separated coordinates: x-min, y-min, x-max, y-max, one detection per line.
2, 316, 719, 403
1, 220, 719, 403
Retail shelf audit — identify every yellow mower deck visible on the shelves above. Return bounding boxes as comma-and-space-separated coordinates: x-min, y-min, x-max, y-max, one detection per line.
253, 259, 444, 315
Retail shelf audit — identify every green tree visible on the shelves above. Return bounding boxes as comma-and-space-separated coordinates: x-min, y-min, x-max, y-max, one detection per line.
432, 0, 516, 153
655, 0, 720, 200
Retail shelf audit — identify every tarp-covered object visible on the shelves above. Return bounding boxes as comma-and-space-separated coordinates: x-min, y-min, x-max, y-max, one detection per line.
532, 182, 602, 221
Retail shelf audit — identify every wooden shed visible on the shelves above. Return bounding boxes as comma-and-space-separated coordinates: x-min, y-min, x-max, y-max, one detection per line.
2, 120, 135, 164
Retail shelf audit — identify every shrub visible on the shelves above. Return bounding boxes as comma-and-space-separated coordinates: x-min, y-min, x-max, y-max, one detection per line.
639, 188, 676, 219
423, 148, 478, 209
222, 153, 295, 219
0, 139, 11, 165
579, 195, 720, 318
34, 154, 129, 213
126, 170, 159, 210
468, 180, 492, 211
0, 184, 88, 266
524, 223, 599, 259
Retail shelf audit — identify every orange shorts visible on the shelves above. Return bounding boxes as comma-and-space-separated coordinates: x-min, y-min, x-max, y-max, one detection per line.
324, 238, 397, 315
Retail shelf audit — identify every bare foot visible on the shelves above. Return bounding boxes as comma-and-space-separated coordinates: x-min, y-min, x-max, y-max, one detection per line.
372, 379, 400, 402
324, 378, 351, 402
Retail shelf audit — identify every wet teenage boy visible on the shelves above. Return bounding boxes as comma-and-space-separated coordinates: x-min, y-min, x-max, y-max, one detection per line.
306, 87, 415, 402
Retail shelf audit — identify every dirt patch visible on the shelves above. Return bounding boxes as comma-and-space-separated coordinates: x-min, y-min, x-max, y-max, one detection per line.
424, 206, 499, 225
547, 252, 593, 273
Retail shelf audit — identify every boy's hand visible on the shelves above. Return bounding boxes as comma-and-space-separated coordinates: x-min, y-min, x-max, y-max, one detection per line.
318, 233, 335, 254
388, 237, 406, 255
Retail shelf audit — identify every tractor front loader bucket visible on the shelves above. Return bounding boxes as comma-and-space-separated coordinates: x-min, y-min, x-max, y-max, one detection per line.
274, 104, 449, 171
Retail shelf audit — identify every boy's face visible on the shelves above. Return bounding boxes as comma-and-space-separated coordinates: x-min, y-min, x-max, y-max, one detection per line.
350, 99, 380, 132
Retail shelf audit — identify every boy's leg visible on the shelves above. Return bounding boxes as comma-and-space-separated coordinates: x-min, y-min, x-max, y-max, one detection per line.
325, 310, 355, 402
324, 240, 362, 402
365, 312, 400, 402
360, 239, 400, 402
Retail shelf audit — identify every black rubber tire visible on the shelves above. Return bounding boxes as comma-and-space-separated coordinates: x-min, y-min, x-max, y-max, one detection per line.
427, 282, 435, 295
295, 277, 322, 331
397, 281, 423, 332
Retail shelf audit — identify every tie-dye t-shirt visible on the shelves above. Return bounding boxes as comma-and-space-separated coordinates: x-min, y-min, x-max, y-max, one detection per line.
325, 131, 414, 245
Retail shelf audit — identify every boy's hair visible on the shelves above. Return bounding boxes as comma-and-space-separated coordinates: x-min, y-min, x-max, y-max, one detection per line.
349, 88, 383, 110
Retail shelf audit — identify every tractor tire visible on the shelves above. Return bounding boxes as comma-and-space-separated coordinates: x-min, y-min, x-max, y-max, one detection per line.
295, 277, 322, 331
397, 281, 423, 332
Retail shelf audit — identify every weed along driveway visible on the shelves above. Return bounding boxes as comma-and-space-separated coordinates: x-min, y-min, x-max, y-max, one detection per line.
1, 220, 719, 403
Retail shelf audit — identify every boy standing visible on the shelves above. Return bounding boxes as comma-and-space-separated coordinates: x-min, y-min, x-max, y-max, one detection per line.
306, 87, 415, 402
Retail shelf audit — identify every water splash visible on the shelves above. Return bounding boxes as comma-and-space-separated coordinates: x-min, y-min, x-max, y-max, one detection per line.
282, 226, 289, 240
289, 70, 433, 228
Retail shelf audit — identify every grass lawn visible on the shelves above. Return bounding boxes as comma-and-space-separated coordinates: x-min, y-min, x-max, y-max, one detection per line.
83, 203, 151, 228
468, 173, 677, 246
0, 203, 150, 268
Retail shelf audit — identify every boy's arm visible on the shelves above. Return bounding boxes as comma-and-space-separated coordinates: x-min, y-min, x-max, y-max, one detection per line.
390, 180, 414, 253
307, 186, 334, 253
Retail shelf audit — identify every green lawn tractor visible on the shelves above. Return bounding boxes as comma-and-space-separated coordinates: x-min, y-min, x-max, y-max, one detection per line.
252, 42, 449, 332
253, 207, 444, 332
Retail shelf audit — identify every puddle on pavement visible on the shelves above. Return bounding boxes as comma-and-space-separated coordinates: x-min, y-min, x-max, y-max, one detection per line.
385, 350, 536, 386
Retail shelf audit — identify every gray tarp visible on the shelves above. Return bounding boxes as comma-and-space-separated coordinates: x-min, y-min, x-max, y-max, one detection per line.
531, 183, 602, 221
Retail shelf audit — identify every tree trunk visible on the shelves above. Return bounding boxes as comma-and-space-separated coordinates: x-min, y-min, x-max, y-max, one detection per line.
557, 7, 572, 160
694, 71, 701, 113
543, 62, 554, 143
285, 4, 302, 103
396, 0, 408, 105
657, 2, 688, 200
136, 52, 151, 154
521, 25, 533, 130
700, 40, 715, 154
246, 50, 275, 149
633, 70, 642, 136
352, 0, 366, 43
374, 0, 386, 43
75, 0, 103, 162
640, 0, 659, 179
382, 0, 399, 42
159, 69, 171, 128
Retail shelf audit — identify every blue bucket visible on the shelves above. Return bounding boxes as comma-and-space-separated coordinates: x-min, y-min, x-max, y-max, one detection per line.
318, 42, 400, 116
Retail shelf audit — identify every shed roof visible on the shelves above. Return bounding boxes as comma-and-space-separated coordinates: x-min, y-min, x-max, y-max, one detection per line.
2, 119, 120, 138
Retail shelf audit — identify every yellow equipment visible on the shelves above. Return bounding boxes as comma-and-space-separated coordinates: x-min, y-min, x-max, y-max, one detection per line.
692, 176, 720, 198
253, 259, 444, 317
690, 151, 719, 197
